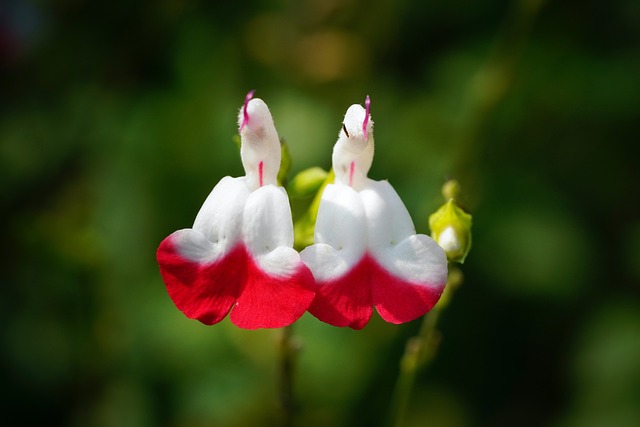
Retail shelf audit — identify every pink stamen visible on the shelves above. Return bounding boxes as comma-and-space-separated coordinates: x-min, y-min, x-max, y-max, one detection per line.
259, 161, 264, 187
362, 95, 371, 140
349, 161, 355, 187
239, 90, 256, 132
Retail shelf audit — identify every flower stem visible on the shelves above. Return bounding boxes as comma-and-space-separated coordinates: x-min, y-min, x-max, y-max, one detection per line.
278, 324, 299, 427
388, 267, 463, 427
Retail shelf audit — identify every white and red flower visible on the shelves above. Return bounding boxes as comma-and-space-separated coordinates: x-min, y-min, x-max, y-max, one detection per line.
157, 92, 316, 329
300, 97, 448, 329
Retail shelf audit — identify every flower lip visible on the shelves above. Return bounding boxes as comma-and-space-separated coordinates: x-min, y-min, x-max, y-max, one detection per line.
239, 89, 256, 132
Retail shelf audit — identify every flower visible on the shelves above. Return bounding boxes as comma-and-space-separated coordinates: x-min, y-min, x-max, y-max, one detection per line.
156, 91, 316, 329
300, 96, 448, 329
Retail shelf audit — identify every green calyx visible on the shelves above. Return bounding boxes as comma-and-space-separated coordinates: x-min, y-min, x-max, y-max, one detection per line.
292, 168, 334, 251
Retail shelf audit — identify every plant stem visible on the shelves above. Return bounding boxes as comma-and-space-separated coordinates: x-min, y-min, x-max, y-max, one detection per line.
278, 324, 298, 427
389, 310, 441, 427
388, 267, 463, 427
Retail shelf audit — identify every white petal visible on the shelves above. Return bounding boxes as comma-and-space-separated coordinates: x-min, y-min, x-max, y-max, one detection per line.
360, 179, 447, 286
169, 228, 226, 264
300, 183, 367, 281
192, 176, 250, 251
255, 246, 304, 278
315, 184, 367, 252
299, 243, 353, 283
242, 185, 306, 277
377, 234, 448, 286
360, 180, 415, 245
243, 185, 293, 250
438, 226, 461, 253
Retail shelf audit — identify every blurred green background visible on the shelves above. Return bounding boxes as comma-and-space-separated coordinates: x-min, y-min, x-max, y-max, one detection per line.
2, 0, 640, 426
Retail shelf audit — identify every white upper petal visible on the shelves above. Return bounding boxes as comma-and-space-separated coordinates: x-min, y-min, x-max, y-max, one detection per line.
332, 104, 374, 190
192, 176, 250, 251
300, 183, 367, 281
342, 103, 373, 143
239, 98, 281, 190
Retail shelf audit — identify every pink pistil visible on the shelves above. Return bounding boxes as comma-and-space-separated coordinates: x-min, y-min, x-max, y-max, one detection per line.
259, 161, 264, 187
362, 95, 371, 140
239, 89, 256, 132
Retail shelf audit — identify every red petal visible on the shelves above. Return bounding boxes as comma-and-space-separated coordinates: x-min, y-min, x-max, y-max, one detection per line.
230, 258, 316, 329
309, 257, 374, 330
309, 254, 444, 329
157, 236, 244, 325
371, 260, 444, 324
158, 235, 316, 329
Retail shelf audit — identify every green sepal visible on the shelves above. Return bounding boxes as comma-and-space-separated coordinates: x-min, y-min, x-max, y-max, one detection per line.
277, 139, 292, 187
293, 169, 334, 251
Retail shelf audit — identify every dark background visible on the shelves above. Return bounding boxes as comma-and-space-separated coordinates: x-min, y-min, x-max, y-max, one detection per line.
2, 0, 639, 426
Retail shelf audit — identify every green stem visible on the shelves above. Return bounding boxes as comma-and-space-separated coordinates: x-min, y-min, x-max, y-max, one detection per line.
389, 309, 442, 427
388, 266, 462, 427
278, 324, 298, 427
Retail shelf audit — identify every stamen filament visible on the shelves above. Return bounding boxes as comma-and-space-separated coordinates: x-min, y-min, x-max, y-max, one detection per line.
363, 95, 371, 140
240, 89, 256, 132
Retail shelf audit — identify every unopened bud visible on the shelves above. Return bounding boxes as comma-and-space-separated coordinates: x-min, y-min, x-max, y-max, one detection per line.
287, 167, 329, 199
429, 199, 472, 263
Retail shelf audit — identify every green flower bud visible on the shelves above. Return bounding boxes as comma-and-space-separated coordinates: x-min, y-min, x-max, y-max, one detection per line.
429, 199, 472, 263
287, 167, 329, 199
